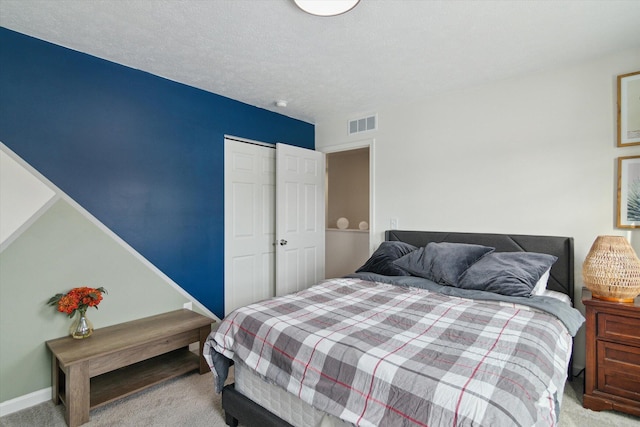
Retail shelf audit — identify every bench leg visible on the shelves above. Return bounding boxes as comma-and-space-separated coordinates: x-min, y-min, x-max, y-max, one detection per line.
65, 363, 90, 427
198, 325, 210, 374
51, 355, 61, 405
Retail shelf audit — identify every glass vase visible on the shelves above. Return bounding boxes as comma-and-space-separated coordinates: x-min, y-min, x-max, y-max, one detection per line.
69, 310, 93, 339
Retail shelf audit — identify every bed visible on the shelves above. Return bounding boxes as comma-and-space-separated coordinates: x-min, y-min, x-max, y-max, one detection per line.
205, 230, 584, 427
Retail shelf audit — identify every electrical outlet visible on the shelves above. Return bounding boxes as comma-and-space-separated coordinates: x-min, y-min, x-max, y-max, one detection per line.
390, 218, 399, 229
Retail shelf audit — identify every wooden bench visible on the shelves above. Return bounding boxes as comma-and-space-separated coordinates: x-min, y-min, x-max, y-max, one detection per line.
46, 309, 214, 427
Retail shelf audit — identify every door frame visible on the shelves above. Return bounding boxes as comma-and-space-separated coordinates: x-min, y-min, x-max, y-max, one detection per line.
320, 138, 375, 254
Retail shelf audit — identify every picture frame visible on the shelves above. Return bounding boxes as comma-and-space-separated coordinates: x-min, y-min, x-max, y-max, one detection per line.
617, 71, 640, 146
617, 155, 640, 229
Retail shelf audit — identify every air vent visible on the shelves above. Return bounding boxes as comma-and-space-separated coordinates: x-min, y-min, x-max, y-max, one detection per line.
348, 114, 377, 135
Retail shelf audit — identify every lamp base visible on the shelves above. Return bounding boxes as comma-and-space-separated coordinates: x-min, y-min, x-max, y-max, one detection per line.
591, 293, 634, 303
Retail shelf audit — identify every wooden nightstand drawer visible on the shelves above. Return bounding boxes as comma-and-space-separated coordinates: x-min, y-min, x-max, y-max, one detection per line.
597, 341, 640, 400
597, 312, 640, 346
583, 289, 640, 416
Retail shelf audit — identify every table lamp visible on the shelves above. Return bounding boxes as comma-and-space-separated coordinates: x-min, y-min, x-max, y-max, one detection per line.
582, 235, 640, 302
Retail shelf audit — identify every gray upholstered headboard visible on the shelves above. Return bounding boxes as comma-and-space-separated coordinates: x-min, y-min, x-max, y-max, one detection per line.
385, 230, 575, 303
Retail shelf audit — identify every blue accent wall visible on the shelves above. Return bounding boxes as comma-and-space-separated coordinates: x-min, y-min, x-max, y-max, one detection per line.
0, 27, 314, 318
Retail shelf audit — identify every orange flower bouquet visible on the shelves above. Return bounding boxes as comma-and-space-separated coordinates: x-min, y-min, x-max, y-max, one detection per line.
48, 286, 107, 318
48, 287, 107, 339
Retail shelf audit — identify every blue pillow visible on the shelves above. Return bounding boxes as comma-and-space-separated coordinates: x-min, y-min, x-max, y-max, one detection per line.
356, 241, 417, 276
457, 252, 558, 297
393, 242, 494, 286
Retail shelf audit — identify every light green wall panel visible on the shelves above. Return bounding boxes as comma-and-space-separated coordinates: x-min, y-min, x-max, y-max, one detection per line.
0, 199, 189, 402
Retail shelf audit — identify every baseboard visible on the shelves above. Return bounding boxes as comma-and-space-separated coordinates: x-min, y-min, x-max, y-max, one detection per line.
0, 387, 51, 417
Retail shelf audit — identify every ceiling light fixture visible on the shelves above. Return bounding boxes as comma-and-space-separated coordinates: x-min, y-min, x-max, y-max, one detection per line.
275, 100, 288, 107
294, 0, 360, 17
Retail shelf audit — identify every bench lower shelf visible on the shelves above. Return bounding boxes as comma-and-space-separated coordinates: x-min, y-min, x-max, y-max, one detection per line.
91, 348, 199, 408
57, 348, 200, 410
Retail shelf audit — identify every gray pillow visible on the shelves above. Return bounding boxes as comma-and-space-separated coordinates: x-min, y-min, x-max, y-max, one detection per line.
356, 241, 417, 276
393, 242, 494, 286
457, 252, 558, 297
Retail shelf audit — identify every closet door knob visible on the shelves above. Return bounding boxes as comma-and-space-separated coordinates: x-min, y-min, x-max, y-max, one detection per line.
279, 239, 288, 246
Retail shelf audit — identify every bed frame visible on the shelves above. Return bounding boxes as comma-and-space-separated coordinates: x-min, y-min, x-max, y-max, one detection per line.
222, 230, 575, 427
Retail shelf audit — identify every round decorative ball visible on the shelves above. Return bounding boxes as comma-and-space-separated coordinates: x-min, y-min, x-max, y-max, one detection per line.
336, 217, 349, 229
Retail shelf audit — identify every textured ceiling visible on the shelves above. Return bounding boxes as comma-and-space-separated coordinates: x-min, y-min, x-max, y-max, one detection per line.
1, 0, 640, 124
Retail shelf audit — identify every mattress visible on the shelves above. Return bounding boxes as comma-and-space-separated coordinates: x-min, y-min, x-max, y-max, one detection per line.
235, 360, 352, 427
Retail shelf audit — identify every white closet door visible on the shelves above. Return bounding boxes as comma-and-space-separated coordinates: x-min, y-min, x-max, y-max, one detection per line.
224, 138, 275, 315
275, 143, 325, 296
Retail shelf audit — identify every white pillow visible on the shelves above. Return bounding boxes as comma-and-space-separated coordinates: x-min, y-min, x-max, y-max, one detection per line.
530, 268, 550, 296
541, 289, 571, 305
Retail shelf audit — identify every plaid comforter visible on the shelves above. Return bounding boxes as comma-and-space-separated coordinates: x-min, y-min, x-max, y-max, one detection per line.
211, 278, 573, 426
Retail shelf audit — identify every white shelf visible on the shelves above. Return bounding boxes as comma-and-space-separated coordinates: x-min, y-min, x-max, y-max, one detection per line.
326, 228, 369, 233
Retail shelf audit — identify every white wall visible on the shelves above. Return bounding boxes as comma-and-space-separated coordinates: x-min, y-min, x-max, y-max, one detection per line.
0, 149, 56, 247
315, 48, 640, 372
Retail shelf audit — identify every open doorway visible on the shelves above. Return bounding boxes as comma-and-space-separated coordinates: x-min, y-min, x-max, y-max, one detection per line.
325, 147, 370, 278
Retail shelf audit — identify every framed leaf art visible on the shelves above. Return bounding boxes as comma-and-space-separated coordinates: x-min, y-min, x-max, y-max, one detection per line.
617, 155, 640, 228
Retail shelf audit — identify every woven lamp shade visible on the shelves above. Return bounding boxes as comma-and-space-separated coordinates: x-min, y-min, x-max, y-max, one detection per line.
582, 235, 640, 302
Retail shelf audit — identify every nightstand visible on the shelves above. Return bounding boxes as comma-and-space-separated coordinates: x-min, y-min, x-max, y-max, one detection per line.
582, 288, 640, 417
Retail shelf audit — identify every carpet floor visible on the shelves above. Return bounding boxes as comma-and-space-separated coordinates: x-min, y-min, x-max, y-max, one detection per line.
1, 369, 638, 426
